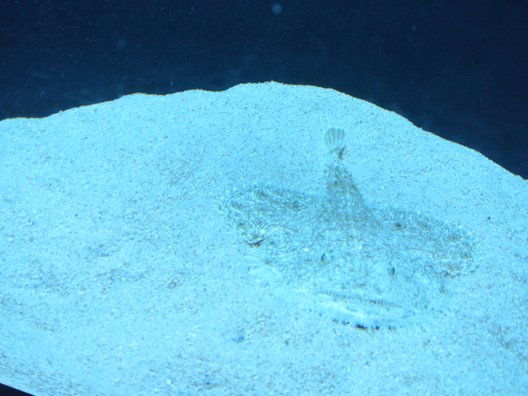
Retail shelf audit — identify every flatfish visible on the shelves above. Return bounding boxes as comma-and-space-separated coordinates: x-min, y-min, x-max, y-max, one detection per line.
220, 128, 477, 329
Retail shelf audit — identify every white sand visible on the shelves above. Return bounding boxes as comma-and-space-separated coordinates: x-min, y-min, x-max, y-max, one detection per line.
0, 82, 527, 395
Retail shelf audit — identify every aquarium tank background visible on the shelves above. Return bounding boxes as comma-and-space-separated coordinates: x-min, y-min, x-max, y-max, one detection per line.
0, 1, 526, 178
0, 1, 527, 395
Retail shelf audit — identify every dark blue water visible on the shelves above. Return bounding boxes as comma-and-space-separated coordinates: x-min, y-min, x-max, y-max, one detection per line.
1, 1, 526, 178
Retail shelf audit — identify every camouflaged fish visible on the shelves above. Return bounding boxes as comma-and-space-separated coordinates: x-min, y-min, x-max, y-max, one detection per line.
220, 128, 477, 329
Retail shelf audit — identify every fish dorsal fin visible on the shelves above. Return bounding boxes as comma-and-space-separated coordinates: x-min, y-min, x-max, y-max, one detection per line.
324, 127, 346, 160
323, 128, 372, 225
324, 128, 353, 197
